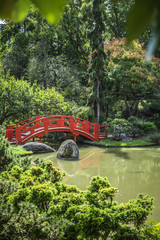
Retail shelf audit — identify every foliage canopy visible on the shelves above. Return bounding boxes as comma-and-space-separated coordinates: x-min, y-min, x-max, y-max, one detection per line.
0, 0, 160, 58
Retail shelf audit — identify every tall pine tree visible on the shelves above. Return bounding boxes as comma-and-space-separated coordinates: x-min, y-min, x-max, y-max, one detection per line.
87, 0, 106, 123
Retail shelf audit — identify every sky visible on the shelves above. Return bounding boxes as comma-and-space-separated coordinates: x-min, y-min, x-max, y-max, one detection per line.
0, 20, 5, 24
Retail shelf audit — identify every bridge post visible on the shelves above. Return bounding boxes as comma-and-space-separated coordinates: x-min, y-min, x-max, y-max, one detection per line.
16, 127, 22, 144
5, 126, 14, 141
60, 116, 65, 127
69, 117, 74, 132
35, 116, 40, 128
94, 123, 99, 141
31, 125, 34, 134
74, 135, 77, 143
83, 121, 89, 133
44, 119, 49, 134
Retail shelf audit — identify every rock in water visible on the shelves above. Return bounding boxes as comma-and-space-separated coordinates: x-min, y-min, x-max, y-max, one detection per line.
22, 142, 55, 153
57, 140, 79, 160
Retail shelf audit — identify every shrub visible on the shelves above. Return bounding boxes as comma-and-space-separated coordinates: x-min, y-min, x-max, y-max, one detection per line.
0, 125, 31, 172
141, 221, 160, 239
140, 122, 157, 135
148, 132, 160, 145
107, 118, 133, 140
128, 117, 157, 136
0, 169, 154, 240
128, 116, 143, 136
128, 116, 141, 126
0, 126, 17, 172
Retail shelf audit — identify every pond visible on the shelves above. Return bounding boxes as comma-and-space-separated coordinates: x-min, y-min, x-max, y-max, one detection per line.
31, 145, 160, 222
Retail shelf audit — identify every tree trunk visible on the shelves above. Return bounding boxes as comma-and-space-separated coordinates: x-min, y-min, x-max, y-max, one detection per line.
97, 78, 100, 123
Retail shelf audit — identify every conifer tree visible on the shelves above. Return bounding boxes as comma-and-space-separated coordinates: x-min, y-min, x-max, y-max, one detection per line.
0, 126, 14, 171
0, 126, 31, 172
88, 0, 106, 123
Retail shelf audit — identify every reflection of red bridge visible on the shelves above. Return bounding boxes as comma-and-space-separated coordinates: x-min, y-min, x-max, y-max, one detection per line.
5, 115, 108, 145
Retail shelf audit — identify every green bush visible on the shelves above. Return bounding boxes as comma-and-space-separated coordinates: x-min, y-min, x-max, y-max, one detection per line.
148, 132, 160, 145
75, 106, 94, 121
128, 116, 143, 136
140, 122, 157, 135
0, 125, 31, 172
0, 167, 154, 240
154, 117, 160, 130
0, 126, 17, 171
141, 221, 160, 239
128, 116, 141, 126
128, 117, 157, 136
106, 118, 133, 140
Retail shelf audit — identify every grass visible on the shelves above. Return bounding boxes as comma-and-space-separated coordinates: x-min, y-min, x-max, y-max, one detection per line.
95, 138, 154, 147
11, 146, 33, 156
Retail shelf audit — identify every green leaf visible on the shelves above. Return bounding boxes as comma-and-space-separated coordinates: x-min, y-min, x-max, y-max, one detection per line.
146, 9, 160, 61
0, 0, 30, 22
12, 0, 31, 22
32, 0, 66, 23
127, 0, 156, 43
0, 0, 15, 20
0, 0, 66, 23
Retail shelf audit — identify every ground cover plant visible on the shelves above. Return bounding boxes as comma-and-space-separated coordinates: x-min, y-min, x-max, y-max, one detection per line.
11, 146, 33, 156
95, 138, 154, 147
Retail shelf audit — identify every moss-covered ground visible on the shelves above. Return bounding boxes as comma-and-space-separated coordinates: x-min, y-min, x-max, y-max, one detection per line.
11, 146, 33, 156
95, 138, 154, 147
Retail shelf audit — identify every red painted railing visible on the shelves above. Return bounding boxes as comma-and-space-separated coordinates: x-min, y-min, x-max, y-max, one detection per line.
5, 115, 108, 145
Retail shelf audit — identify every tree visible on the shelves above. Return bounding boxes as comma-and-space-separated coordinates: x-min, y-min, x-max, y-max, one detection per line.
33, 86, 72, 116
0, 5, 89, 91
27, 54, 85, 105
104, 38, 160, 117
84, 0, 106, 123
0, 7, 58, 81
2, 31, 30, 79
60, 0, 89, 70
0, 71, 35, 125
1, 0, 160, 59
25, 3, 89, 87
0, 64, 73, 125
104, 0, 134, 39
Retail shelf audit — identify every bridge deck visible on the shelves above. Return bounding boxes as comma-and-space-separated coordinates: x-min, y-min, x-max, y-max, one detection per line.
5, 115, 108, 144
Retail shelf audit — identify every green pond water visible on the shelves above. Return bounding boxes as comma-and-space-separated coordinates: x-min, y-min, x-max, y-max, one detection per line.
31, 145, 160, 222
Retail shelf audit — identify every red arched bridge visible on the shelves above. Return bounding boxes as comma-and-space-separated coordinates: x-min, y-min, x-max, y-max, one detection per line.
5, 115, 108, 145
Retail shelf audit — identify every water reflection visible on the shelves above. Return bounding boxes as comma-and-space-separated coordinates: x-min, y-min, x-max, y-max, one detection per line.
32, 146, 160, 222
58, 160, 79, 176
106, 148, 130, 160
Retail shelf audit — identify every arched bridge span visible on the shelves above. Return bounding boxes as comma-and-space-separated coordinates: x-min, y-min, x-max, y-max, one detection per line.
5, 115, 108, 145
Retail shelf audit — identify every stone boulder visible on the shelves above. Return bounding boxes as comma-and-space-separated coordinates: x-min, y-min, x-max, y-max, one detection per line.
22, 142, 55, 154
57, 140, 79, 160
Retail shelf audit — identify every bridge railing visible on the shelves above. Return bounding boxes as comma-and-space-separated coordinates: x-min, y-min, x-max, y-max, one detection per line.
5, 115, 108, 144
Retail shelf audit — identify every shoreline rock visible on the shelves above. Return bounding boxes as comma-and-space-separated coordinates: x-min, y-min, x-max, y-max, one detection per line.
22, 142, 56, 154
57, 140, 79, 160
